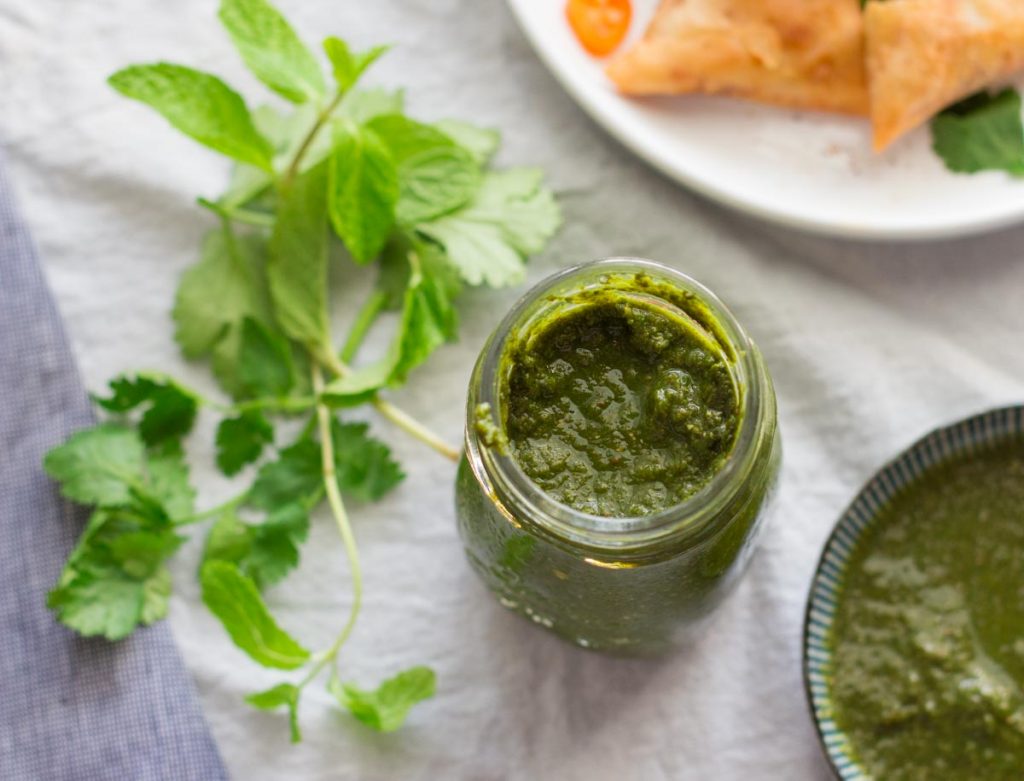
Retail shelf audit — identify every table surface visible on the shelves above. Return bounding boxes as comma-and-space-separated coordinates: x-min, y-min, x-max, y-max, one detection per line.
4, 2, 1024, 779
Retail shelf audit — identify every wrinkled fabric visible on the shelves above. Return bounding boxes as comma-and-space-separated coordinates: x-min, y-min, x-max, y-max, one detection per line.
3, 1, 1024, 779
0, 154, 227, 779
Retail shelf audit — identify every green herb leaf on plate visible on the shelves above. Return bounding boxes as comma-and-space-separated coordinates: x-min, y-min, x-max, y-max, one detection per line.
932, 88, 1024, 177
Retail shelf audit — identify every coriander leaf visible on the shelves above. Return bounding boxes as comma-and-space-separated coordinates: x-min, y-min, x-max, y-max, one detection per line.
216, 411, 274, 476
268, 162, 331, 351
328, 123, 399, 263
219, 0, 325, 104
200, 561, 310, 669
434, 119, 500, 166
108, 529, 183, 579
238, 317, 294, 398
337, 87, 405, 125
96, 375, 198, 447
323, 36, 388, 93
248, 437, 322, 510
331, 420, 404, 502
48, 566, 166, 640
44, 424, 146, 506
47, 510, 181, 640
417, 168, 561, 287
932, 88, 1024, 176
329, 666, 435, 732
147, 446, 197, 520
203, 504, 308, 588
246, 683, 302, 743
174, 227, 270, 359
368, 114, 480, 225
108, 63, 273, 171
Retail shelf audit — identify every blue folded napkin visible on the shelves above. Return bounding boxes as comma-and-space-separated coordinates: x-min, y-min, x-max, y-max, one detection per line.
0, 156, 227, 780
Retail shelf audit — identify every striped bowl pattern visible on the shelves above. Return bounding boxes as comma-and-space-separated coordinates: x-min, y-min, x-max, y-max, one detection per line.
802, 405, 1024, 780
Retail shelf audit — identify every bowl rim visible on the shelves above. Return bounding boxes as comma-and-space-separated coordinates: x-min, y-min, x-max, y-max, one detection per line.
801, 404, 1024, 780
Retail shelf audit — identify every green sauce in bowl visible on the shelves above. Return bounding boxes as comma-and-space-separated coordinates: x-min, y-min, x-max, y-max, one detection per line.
808, 411, 1024, 780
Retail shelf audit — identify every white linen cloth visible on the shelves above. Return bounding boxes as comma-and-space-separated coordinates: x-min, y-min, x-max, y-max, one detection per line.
3, 1, 1024, 778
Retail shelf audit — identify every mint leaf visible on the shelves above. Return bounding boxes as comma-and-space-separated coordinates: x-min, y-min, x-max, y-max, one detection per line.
268, 163, 331, 351
323, 37, 388, 94
369, 114, 480, 225
434, 120, 500, 166
330, 666, 435, 732
215, 411, 274, 476
385, 243, 459, 384
246, 683, 302, 742
248, 438, 322, 510
108, 63, 273, 171
331, 421, 404, 502
96, 375, 198, 446
418, 168, 561, 287
322, 242, 458, 402
337, 87, 405, 125
319, 362, 390, 408
237, 318, 294, 398
44, 425, 145, 506
47, 510, 182, 640
174, 228, 270, 359
219, 0, 325, 104
328, 124, 399, 263
200, 561, 310, 669
932, 88, 1024, 176
203, 504, 308, 588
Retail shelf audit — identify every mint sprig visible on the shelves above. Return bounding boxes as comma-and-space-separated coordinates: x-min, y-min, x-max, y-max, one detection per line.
43, 0, 561, 742
932, 88, 1024, 177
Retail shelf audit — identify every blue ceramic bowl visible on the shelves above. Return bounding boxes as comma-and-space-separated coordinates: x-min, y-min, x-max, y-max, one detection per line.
802, 405, 1024, 780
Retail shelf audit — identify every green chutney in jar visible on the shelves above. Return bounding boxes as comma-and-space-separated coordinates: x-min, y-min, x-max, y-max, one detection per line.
456, 259, 780, 654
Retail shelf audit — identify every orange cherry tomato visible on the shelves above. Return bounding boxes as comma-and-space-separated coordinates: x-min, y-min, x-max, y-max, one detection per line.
566, 0, 632, 58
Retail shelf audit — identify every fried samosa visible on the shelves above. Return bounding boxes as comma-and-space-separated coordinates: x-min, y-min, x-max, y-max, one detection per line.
866, 0, 1024, 151
605, 0, 869, 116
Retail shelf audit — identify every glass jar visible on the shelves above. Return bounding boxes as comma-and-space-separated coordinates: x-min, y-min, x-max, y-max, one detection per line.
455, 258, 781, 654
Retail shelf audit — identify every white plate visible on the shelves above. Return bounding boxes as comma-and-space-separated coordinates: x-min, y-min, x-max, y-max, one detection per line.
507, 0, 1024, 240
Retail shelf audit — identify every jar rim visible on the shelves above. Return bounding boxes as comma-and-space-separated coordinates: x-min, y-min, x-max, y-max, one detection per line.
466, 257, 771, 550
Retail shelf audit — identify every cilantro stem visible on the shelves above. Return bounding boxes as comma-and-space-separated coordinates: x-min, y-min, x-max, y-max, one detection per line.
340, 290, 387, 363
373, 398, 460, 462
318, 351, 460, 462
281, 91, 346, 190
310, 365, 363, 677
174, 491, 248, 526
202, 395, 316, 416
